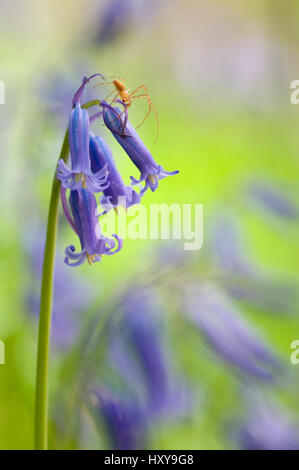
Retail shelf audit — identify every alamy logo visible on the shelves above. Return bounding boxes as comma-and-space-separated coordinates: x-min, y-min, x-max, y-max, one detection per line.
0, 81, 5, 104
97, 201, 204, 251
290, 340, 299, 365
0, 341, 5, 365
290, 80, 299, 104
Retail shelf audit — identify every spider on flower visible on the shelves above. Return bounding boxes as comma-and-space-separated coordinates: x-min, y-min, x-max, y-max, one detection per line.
95, 75, 159, 142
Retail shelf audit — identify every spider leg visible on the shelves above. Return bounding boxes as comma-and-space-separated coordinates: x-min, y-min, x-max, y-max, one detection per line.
104, 98, 130, 131
109, 93, 120, 106
94, 86, 120, 110
148, 98, 159, 143
104, 90, 118, 105
104, 117, 130, 137
103, 101, 130, 137
113, 101, 130, 135
129, 84, 148, 96
103, 75, 126, 82
131, 95, 152, 129
121, 104, 129, 134
130, 94, 159, 143
93, 81, 115, 88
103, 90, 117, 101
93, 74, 126, 86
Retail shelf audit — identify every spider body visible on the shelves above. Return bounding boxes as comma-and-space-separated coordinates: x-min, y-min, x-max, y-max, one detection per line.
112, 79, 131, 105
96, 76, 159, 142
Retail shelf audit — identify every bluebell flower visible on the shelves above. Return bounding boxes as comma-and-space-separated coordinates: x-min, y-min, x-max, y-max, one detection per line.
184, 282, 279, 380
223, 276, 298, 316
120, 290, 189, 415
90, 289, 189, 449
35, 66, 91, 126
210, 212, 255, 276
94, 0, 160, 45
93, 390, 145, 450
96, 0, 134, 44
101, 100, 179, 194
248, 180, 298, 220
209, 212, 299, 316
61, 187, 122, 267
57, 103, 109, 192
72, 73, 104, 107
237, 395, 299, 450
89, 133, 141, 212
107, 289, 190, 419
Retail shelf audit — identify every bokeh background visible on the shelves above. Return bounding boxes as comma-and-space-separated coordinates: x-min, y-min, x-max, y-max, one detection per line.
1, 0, 299, 450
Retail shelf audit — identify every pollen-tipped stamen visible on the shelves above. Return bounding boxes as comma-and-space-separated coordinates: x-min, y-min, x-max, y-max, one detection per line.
148, 174, 158, 185
75, 172, 87, 189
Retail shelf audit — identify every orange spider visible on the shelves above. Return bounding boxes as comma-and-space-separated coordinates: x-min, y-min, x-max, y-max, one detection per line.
96, 76, 159, 142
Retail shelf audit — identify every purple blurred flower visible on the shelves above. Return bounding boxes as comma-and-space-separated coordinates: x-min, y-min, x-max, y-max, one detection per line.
95, 0, 161, 45
118, 289, 189, 416
93, 390, 145, 450
210, 212, 255, 275
184, 283, 279, 380
57, 104, 109, 192
89, 133, 140, 212
209, 212, 298, 315
92, 289, 189, 449
248, 180, 298, 220
238, 396, 299, 450
96, 0, 134, 44
62, 188, 122, 267
101, 101, 179, 194
223, 277, 298, 316
36, 68, 88, 126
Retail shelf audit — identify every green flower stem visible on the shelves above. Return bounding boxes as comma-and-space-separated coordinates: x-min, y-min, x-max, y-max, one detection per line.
34, 100, 101, 450
34, 129, 69, 450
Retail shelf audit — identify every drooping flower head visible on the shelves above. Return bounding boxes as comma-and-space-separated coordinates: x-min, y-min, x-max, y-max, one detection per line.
57, 73, 178, 267
57, 103, 109, 192
92, 390, 145, 450
61, 187, 122, 267
236, 394, 299, 450
184, 282, 280, 380
101, 100, 179, 194
89, 288, 189, 449
209, 211, 298, 315
89, 133, 140, 212
118, 289, 189, 416
210, 211, 255, 276
96, 0, 134, 44
248, 179, 299, 220
103, 288, 190, 424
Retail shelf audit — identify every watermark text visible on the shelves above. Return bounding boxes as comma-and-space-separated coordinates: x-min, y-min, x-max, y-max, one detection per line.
0, 340, 5, 365
0, 81, 5, 104
96, 200, 203, 251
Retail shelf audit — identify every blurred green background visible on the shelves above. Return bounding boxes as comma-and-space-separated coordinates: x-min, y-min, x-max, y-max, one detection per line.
0, 0, 299, 450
